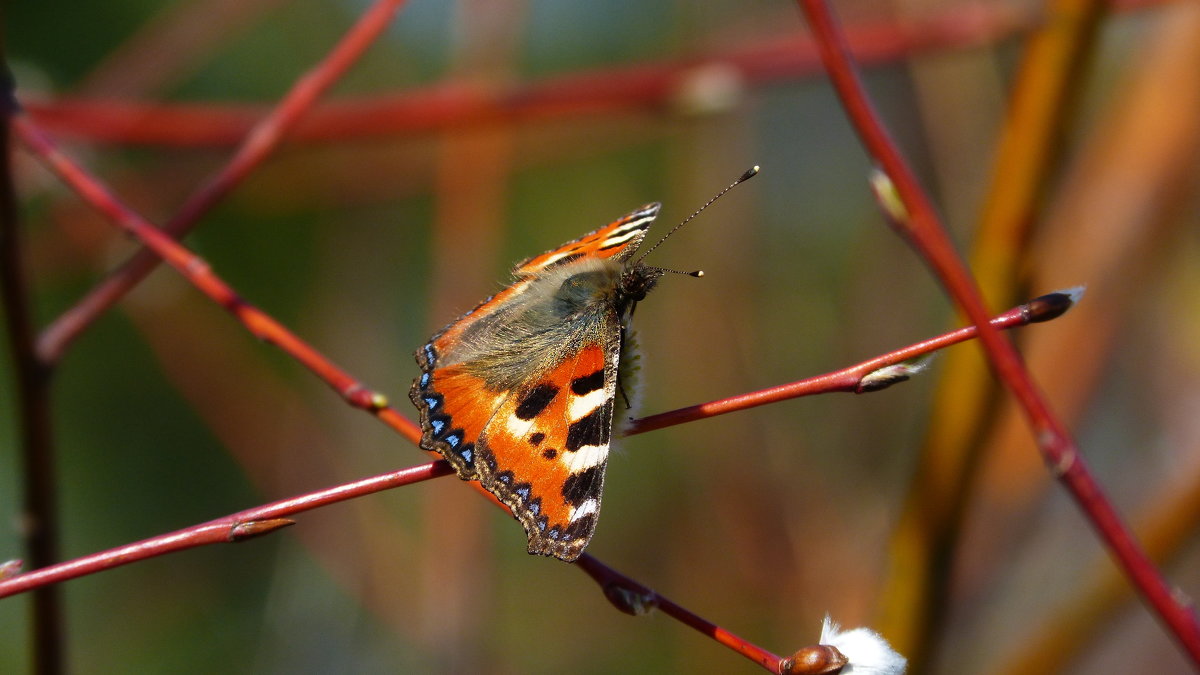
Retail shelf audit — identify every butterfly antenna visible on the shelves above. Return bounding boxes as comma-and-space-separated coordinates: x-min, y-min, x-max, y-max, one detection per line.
633, 165, 759, 267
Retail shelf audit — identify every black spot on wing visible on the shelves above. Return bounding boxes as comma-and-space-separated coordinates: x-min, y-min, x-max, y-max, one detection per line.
570, 370, 604, 395
529, 432, 545, 446
561, 464, 603, 506
565, 400, 612, 451
515, 383, 559, 420
542, 448, 557, 460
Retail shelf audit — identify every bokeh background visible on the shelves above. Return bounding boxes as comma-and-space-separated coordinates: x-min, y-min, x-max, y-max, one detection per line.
3, 0, 1199, 672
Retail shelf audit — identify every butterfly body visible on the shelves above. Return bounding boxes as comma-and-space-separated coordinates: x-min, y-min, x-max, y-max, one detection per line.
411, 203, 663, 561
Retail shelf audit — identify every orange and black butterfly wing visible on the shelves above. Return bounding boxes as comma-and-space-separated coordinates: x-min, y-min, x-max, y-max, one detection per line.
410, 203, 656, 561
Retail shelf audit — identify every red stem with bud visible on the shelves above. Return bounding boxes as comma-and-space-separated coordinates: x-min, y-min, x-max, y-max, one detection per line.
796, 0, 1200, 664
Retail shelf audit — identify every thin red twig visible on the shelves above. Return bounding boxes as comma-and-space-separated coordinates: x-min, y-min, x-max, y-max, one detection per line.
0, 460, 453, 598
796, 0, 1200, 664
629, 291, 1075, 435
575, 553, 785, 672
14, 115, 422, 446
35, 0, 410, 364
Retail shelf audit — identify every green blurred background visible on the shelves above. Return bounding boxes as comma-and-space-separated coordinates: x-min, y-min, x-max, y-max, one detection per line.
3, 0, 1199, 672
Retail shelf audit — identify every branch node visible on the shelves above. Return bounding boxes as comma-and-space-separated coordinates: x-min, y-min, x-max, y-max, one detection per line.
1039, 430, 1075, 477
672, 62, 747, 116
0, 559, 23, 580
229, 518, 295, 542
342, 384, 387, 410
868, 166, 910, 228
858, 357, 934, 393
602, 581, 659, 616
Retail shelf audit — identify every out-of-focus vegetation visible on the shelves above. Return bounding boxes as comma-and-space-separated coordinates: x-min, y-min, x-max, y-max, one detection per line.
2, 1, 1199, 672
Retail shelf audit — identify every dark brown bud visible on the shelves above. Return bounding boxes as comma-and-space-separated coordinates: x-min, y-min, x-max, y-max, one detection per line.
1025, 287, 1084, 323
780, 644, 848, 675
602, 582, 658, 616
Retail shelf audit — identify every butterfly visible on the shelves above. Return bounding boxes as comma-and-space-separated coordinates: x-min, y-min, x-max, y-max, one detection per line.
410, 203, 664, 562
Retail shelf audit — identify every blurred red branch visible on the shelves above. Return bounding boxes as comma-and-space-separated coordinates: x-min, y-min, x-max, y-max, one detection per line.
0, 460, 453, 599
21, 0, 1176, 148
23, 1, 1023, 147
796, 0, 1200, 664
35, 0, 409, 364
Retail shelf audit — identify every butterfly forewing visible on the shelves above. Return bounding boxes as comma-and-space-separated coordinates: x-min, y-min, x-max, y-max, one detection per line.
411, 202, 660, 562
512, 202, 659, 276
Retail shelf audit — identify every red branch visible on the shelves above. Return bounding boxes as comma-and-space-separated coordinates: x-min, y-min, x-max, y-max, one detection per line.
576, 554, 785, 672
0, 460, 453, 598
15, 103, 1079, 671
5, 118, 1077, 671
14, 115, 422, 446
796, 0, 1200, 664
35, 0, 410, 364
22, 0, 1173, 148
23, 1, 1023, 146
629, 291, 1074, 435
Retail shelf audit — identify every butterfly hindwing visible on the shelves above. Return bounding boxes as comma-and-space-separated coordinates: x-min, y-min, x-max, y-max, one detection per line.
411, 202, 659, 562
473, 338, 617, 560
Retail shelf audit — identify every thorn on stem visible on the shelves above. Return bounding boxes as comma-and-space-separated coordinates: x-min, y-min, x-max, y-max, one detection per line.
229, 518, 295, 542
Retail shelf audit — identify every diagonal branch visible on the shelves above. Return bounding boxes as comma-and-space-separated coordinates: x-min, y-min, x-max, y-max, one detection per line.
36, 0, 409, 364
628, 290, 1077, 435
14, 115, 423, 447
796, 0, 1200, 665
0, 460, 453, 598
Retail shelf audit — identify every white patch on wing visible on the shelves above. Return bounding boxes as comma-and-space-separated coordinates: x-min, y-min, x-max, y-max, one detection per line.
600, 225, 646, 248
537, 251, 578, 267
568, 388, 607, 421
570, 498, 599, 522
567, 441, 608, 471
504, 412, 536, 440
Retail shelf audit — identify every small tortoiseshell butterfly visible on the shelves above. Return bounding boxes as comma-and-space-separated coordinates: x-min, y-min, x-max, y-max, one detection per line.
411, 168, 756, 562
411, 203, 661, 562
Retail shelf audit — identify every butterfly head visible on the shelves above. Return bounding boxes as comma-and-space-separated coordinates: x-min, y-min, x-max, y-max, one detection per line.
618, 264, 664, 305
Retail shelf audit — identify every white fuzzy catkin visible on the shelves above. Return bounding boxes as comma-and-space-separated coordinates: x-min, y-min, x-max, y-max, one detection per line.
819, 615, 907, 675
